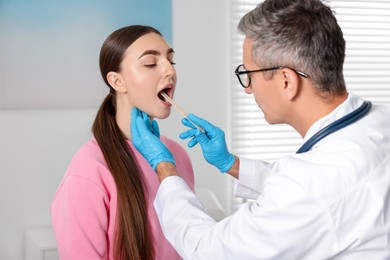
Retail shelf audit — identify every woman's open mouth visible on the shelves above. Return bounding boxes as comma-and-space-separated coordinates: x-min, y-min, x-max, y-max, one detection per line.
158, 86, 173, 102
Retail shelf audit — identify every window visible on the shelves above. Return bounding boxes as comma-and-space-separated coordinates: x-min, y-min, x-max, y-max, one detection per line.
228, 0, 390, 212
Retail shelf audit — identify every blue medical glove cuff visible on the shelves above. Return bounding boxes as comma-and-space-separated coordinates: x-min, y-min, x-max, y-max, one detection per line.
218, 153, 235, 173
150, 157, 176, 172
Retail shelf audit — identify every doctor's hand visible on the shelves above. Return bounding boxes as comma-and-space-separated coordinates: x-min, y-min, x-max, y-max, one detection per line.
131, 108, 176, 171
179, 113, 235, 173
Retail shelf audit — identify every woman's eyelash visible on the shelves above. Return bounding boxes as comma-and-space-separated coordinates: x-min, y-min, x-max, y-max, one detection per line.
145, 62, 176, 68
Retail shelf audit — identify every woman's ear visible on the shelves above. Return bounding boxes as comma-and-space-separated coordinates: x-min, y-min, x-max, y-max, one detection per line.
107, 72, 127, 93
281, 68, 300, 101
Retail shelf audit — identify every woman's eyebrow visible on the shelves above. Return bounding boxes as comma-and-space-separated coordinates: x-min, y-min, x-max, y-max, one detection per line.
138, 48, 175, 59
138, 50, 160, 59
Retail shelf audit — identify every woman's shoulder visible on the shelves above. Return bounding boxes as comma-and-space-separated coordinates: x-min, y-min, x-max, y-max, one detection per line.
161, 135, 187, 153
53, 138, 114, 204
70, 138, 104, 164
65, 138, 111, 181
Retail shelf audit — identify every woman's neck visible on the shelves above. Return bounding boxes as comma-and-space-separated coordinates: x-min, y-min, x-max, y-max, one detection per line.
115, 97, 132, 140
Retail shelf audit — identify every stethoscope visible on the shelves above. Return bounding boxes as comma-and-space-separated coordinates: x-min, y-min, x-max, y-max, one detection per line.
296, 101, 372, 153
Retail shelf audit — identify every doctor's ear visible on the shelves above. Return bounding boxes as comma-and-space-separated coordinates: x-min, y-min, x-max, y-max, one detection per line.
281, 68, 300, 101
107, 72, 127, 93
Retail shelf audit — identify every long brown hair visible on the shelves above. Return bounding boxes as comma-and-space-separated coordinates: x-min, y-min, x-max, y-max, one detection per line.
92, 25, 161, 260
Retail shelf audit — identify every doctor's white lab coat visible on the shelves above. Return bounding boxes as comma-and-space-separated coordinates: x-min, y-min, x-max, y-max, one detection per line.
154, 93, 390, 260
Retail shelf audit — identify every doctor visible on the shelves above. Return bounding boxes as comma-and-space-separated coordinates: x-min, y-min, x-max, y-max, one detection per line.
131, 0, 390, 259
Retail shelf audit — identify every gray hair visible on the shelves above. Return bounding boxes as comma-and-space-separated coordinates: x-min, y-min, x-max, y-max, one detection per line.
238, 0, 346, 95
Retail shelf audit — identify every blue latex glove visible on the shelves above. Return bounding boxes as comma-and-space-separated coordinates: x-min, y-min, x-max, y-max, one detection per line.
179, 113, 235, 173
131, 108, 175, 171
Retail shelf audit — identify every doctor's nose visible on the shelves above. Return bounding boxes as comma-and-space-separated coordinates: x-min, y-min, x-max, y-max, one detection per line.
244, 85, 253, 94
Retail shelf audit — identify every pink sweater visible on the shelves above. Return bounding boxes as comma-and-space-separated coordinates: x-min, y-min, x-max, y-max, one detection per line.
51, 137, 194, 259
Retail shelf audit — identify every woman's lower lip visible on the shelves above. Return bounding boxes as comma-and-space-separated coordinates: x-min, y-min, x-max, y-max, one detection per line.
160, 98, 171, 106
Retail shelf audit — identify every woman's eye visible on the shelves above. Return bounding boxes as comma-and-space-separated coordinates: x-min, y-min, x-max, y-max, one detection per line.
170, 62, 176, 66
145, 64, 157, 68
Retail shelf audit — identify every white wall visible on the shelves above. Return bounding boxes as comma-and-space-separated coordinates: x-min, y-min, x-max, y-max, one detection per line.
168, 0, 231, 209
0, 1, 230, 259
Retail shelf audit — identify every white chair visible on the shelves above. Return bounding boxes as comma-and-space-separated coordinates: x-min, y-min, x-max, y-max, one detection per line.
25, 227, 59, 260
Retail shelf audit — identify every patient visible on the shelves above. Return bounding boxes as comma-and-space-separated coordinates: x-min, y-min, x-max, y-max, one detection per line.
51, 25, 194, 260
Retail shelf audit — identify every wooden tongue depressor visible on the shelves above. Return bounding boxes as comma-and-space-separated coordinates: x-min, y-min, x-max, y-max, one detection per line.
160, 92, 204, 133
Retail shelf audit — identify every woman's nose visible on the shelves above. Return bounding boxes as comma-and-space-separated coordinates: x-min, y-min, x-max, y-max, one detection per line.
162, 60, 175, 77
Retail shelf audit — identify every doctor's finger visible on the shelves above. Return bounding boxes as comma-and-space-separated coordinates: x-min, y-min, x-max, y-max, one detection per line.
194, 129, 212, 146
141, 111, 153, 131
179, 129, 197, 140
136, 116, 153, 136
151, 120, 160, 138
187, 113, 217, 133
181, 118, 197, 129
187, 136, 199, 148
131, 108, 142, 139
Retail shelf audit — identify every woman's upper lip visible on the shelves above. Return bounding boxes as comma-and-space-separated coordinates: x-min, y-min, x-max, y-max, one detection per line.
160, 83, 175, 97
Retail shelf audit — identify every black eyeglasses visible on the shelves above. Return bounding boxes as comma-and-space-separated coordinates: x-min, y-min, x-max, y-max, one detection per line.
234, 64, 309, 88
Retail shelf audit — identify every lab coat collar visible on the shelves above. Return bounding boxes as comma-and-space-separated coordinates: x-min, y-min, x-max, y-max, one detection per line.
303, 93, 365, 143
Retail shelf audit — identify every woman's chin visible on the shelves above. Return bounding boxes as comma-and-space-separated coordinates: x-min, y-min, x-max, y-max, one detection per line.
153, 109, 171, 120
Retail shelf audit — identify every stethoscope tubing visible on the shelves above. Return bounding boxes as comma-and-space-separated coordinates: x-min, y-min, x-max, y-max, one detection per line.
297, 101, 372, 154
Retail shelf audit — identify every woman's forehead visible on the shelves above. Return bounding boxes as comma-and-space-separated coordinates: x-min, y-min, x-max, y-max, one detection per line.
126, 32, 172, 58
